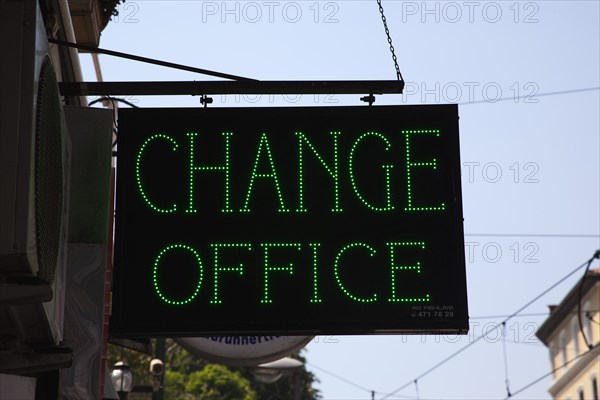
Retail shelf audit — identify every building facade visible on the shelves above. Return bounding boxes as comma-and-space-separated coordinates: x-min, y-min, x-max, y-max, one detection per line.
0, 1, 118, 398
536, 269, 600, 400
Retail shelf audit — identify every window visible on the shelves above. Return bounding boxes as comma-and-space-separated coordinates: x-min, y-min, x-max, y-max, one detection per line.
592, 376, 598, 400
560, 331, 568, 369
572, 319, 580, 356
549, 342, 555, 372
578, 388, 585, 400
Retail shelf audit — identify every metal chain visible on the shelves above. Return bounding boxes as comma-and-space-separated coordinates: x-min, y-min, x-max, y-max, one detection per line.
377, 0, 403, 81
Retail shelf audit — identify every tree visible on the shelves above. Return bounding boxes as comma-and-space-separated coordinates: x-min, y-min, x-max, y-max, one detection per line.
107, 339, 320, 399
185, 364, 257, 400
165, 364, 257, 400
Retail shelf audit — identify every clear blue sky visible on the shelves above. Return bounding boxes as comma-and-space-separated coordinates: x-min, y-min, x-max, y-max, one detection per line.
80, 1, 600, 398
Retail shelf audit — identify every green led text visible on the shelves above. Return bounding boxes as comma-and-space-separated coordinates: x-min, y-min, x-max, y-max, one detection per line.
134, 130, 445, 214
151, 241, 431, 306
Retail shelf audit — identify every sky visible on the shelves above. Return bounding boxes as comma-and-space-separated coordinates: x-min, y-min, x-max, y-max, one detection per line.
79, 0, 600, 398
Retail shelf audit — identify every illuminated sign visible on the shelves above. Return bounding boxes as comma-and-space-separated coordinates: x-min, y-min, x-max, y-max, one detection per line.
111, 105, 468, 336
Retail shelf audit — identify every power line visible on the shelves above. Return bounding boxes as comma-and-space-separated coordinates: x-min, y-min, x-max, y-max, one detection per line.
503, 344, 599, 399
501, 322, 512, 398
309, 325, 563, 399
458, 86, 600, 105
89, 96, 139, 109
307, 362, 374, 394
307, 362, 414, 400
464, 233, 599, 238
469, 310, 600, 320
380, 253, 597, 400
577, 250, 599, 350
470, 312, 555, 320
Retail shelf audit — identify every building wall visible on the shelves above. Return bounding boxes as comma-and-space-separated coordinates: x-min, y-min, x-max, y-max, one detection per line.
555, 361, 599, 400
546, 282, 600, 400
0, 375, 36, 399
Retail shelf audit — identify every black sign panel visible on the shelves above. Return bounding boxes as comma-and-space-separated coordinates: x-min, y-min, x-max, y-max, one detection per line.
112, 105, 468, 336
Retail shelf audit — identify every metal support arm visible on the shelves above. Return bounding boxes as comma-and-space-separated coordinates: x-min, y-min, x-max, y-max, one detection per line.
59, 80, 404, 97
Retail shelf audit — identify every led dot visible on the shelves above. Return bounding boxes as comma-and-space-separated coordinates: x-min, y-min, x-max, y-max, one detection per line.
210, 243, 251, 304
349, 132, 394, 212
334, 243, 378, 303
387, 242, 430, 303
403, 129, 445, 212
308, 243, 322, 303
187, 132, 232, 214
260, 243, 301, 304
136, 134, 178, 213
296, 131, 343, 213
153, 244, 203, 305
241, 134, 289, 213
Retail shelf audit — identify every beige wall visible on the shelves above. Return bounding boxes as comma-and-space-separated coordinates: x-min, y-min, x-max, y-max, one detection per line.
546, 282, 600, 399
554, 360, 599, 400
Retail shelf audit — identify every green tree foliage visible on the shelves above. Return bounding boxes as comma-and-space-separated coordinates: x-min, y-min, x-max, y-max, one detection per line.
164, 339, 208, 375
165, 364, 257, 400
107, 339, 320, 400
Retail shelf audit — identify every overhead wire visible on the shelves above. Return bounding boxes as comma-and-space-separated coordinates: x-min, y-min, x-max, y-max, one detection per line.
307, 362, 375, 394
577, 250, 600, 350
308, 324, 575, 400
306, 362, 415, 400
88, 96, 139, 150
501, 322, 511, 398
380, 252, 598, 399
89, 96, 139, 109
88, 95, 119, 148
502, 344, 599, 399
457, 86, 600, 105
587, 311, 600, 326
464, 233, 599, 238
469, 310, 600, 320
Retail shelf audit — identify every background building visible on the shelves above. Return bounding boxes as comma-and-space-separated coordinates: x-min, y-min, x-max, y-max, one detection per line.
0, 1, 117, 398
536, 269, 600, 400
